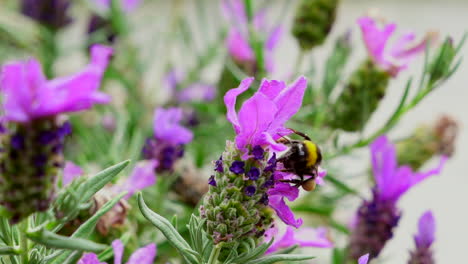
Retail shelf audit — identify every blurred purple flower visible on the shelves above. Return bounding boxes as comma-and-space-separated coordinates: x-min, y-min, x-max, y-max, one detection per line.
79, 239, 156, 264
359, 254, 369, 264
348, 135, 445, 260
153, 107, 193, 145
21, 0, 72, 30
358, 16, 430, 77
224, 76, 307, 157
222, 0, 282, 73
113, 160, 158, 199
264, 225, 333, 254
94, 0, 141, 12
62, 161, 83, 186
0, 44, 112, 123
408, 211, 435, 264
164, 70, 216, 103
371, 135, 446, 202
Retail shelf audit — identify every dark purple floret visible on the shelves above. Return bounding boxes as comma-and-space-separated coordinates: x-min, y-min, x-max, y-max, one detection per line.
11, 135, 25, 150
229, 161, 245, 174
33, 155, 48, 167
208, 175, 217, 187
38, 131, 56, 145
244, 185, 256, 196
252, 145, 264, 160
247, 167, 260, 180
215, 157, 224, 173
21, 0, 72, 30
87, 15, 117, 43
57, 121, 72, 138
264, 153, 277, 172
263, 175, 275, 188
259, 193, 269, 205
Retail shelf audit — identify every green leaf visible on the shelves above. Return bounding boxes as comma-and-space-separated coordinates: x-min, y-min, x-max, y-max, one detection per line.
137, 193, 198, 264
48, 192, 127, 264
77, 160, 130, 202
0, 246, 18, 255
244, 254, 315, 264
26, 229, 107, 252
231, 239, 274, 263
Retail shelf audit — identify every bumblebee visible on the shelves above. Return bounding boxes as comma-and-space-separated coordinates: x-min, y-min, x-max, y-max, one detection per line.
277, 129, 322, 191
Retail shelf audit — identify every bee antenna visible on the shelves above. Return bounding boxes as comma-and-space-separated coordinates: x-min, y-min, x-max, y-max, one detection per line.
276, 133, 291, 144
287, 128, 311, 141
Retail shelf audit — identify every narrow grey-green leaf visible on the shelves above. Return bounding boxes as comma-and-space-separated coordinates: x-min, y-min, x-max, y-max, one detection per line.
233, 239, 274, 263
0, 246, 18, 255
244, 254, 315, 264
77, 160, 130, 202
26, 229, 107, 252
137, 193, 198, 264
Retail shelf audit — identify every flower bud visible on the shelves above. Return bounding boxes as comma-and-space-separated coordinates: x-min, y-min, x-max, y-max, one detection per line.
292, 0, 340, 50
200, 142, 275, 248
397, 115, 458, 170
329, 60, 390, 132
428, 37, 456, 84
0, 119, 71, 223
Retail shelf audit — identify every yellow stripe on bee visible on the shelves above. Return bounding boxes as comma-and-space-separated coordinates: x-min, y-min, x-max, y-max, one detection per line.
304, 141, 318, 167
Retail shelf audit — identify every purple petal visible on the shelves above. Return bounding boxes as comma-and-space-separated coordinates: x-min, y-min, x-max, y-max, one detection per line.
236, 92, 277, 152
258, 79, 286, 100
153, 107, 193, 145
224, 77, 254, 133
34, 44, 112, 117
164, 69, 185, 95
358, 254, 369, 264
371, 135, 397, 198
78, 253, 105, 264
316, 167, 327, 185
268, 195, 302, 228
63, 161, 83, 186
226, 29, 255, 62
415, 211, 435, 248
126, 243, 157, 264
221, 0, 247, 26
267, 181, 299, 202
265, 26, 283, 51
266, 226, 333, 254
112, 240, 124, 264
123, 160, 158, 199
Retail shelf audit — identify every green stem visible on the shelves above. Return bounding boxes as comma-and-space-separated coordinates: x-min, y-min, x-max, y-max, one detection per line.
19, 223, 28, 264
207, 243, 223, 264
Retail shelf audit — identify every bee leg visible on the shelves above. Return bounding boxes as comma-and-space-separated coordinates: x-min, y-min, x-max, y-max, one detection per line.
279, 179, 302, 188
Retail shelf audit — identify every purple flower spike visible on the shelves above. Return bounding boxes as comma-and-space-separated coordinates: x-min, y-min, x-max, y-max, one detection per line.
371, 135, 446, 202
247, 167, 260, 180
265, 225, 333, 254
229, 161, 245, 174
244, 185, 256, 196
358, 16, 430, 77
1, 44, 112, 123
224, 77, 307, 158
409, 211, 436, 264
153, 107, 193, 145
208, 175, 217, 186
215, 157, 224, 173
358, 254, 369, 264
415, 211, 435, 248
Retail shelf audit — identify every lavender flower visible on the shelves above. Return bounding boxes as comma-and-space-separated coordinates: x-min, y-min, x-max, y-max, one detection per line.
348, 136, 445, 260
142, 107, 193, 173
408, 211, 435, 264
21, 0, 72, 30
358, 16, 431, 77
264, 224, 333, 254
0, 45, 112, 222
78, 239, 156, 264
200, 77, 307, 251
163, 69, 216, 103
222, 0, 282, 74
62, 161, 84, 186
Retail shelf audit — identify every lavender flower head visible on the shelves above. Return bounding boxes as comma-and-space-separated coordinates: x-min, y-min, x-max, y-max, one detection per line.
348, 136, 445, 260
408, 211, 435, 264
0, 45, 112, 222
358, 16, 431, 77
79, 239, 156, 264
222, 0, 282, 73
142, 107, 193, 172
1, 44, 112, 123
164, 69, 216, 103
200, 76, 308, 252
62, 161, 84, 186
264, 224, 333, 254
